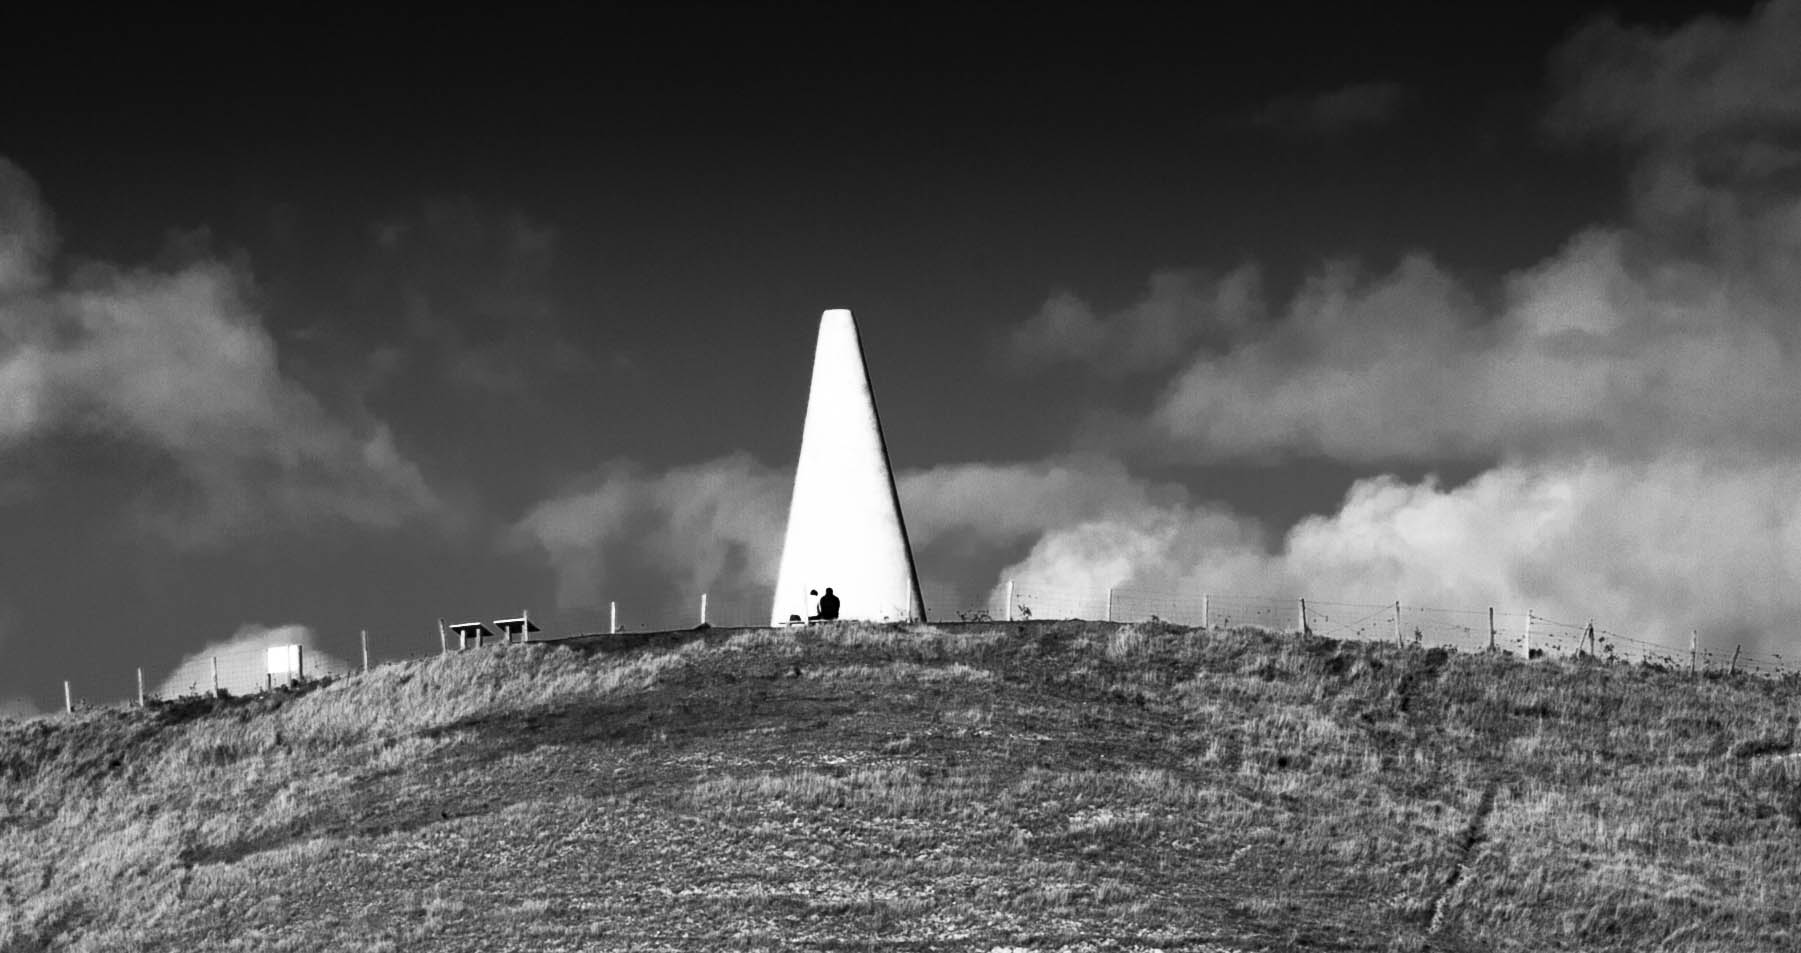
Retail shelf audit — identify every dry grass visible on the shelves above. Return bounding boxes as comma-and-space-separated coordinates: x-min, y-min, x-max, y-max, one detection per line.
1, 618, 1796, 950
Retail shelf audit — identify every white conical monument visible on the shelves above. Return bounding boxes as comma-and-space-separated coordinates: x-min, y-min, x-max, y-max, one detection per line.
770, 309, 927, 625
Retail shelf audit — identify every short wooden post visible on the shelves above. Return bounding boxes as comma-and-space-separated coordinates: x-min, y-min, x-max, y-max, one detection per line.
360, 629, 370, 673
438, 618, 448, 656
522, 609, 531, 643
1105, 588, 1114, 623
610, 601, 618, 635
1394, 602, 1402, 647
63, 680, 71, 714
137, 668, 144, 707
700, 593, 708, 627
296, 645, 305, 681
1730, 644, 1741, 675
211, 656, 219, 696
1298, 598, 1310, 637
1005, 580, 1015, 622
1488, 608, 1496, 651
1585, 621, 1595, 657
1524, 611, 1533, 657
1201, 593, 1210, 629
1690, 630, 1698, 676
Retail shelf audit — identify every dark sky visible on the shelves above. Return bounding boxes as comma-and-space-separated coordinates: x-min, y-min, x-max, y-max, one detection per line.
4, 1, 1796, 711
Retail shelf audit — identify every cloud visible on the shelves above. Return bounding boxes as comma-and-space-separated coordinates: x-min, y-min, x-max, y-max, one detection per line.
504, 440, 1801, 658
994, 453, 1801, 657
1546, 0, 1801, 147
508, 452, 1199, 622
899, 456, 1190, 546
976, 2, 1801, 659
1130, 230, 1801, 464
1003, 266, 1263, 375
155, 623, 349, 698
1012, 13, 1801, 468
1256, 81, 1409, 137
0, 158, 440, 544
510, 452, 793, 618
501, 5, 1801, 659
0, 160, 50, 294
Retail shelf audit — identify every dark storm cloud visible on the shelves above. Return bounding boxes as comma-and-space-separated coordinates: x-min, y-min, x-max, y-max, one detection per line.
1255, 81, 1410, 137
0, 159, 441, 546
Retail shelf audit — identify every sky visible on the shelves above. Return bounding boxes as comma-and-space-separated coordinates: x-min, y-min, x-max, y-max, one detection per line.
3, 1, 1798, 711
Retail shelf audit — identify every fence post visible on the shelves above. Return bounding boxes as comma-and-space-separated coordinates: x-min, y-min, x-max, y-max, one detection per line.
610, 601, 618, 635
523, 608, 532, 643
1298, 599, 1310, 637
1488, 608, 1496, 652
211, 656, 219, 696
63, 681, 71, 714
1583, 621, 1595, 657
1394, 602, 1402, 647
1730, 644, 1741, 675
700, 593, 708, 627
1106, 588, 1114, 623
1202, 594, 1210, 629
1690, 630, 1698, 676
1524, 611, 1533, 658
137, 668, 145, 707
438, 618, 448, 656
361, 629, 370, 674
1005, 580, 1014, 622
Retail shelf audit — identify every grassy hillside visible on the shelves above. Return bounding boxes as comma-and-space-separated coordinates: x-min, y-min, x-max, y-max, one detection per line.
1, 620, 1797, 952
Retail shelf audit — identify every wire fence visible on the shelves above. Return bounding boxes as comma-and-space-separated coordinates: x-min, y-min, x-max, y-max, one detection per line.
990, 581, 1797, 678
41, 578, 1801, 713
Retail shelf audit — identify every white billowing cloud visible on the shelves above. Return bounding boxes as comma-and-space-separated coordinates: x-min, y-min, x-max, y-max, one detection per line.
1005, 266, 1262, 375
1256, 81, 1409, 137
505, 443, 1801, 656
984, 3, 1801, 658
996, 453, 1801, 655
511, 452, 793, 615
505, 5, 1801, 658
897, 457, 1211, 613
0, 158, 439, 543
1005, 7, 1801, 469
1138, 230, 1801, 463
898, 456, 1189, 548
155, 623, 349, 698
508, 453, 1200, 621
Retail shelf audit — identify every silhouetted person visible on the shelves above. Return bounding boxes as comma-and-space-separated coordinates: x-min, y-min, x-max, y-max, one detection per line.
811, 587, 840, 622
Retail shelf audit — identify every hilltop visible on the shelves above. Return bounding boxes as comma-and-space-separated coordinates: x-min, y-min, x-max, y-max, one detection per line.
1, 620, 1797, 952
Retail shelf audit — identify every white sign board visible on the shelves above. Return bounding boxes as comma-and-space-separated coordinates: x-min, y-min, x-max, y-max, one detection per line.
266, 644, 304, 681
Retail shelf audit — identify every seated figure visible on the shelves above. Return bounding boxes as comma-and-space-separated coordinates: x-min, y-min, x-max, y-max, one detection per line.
810, 587, 840, 622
